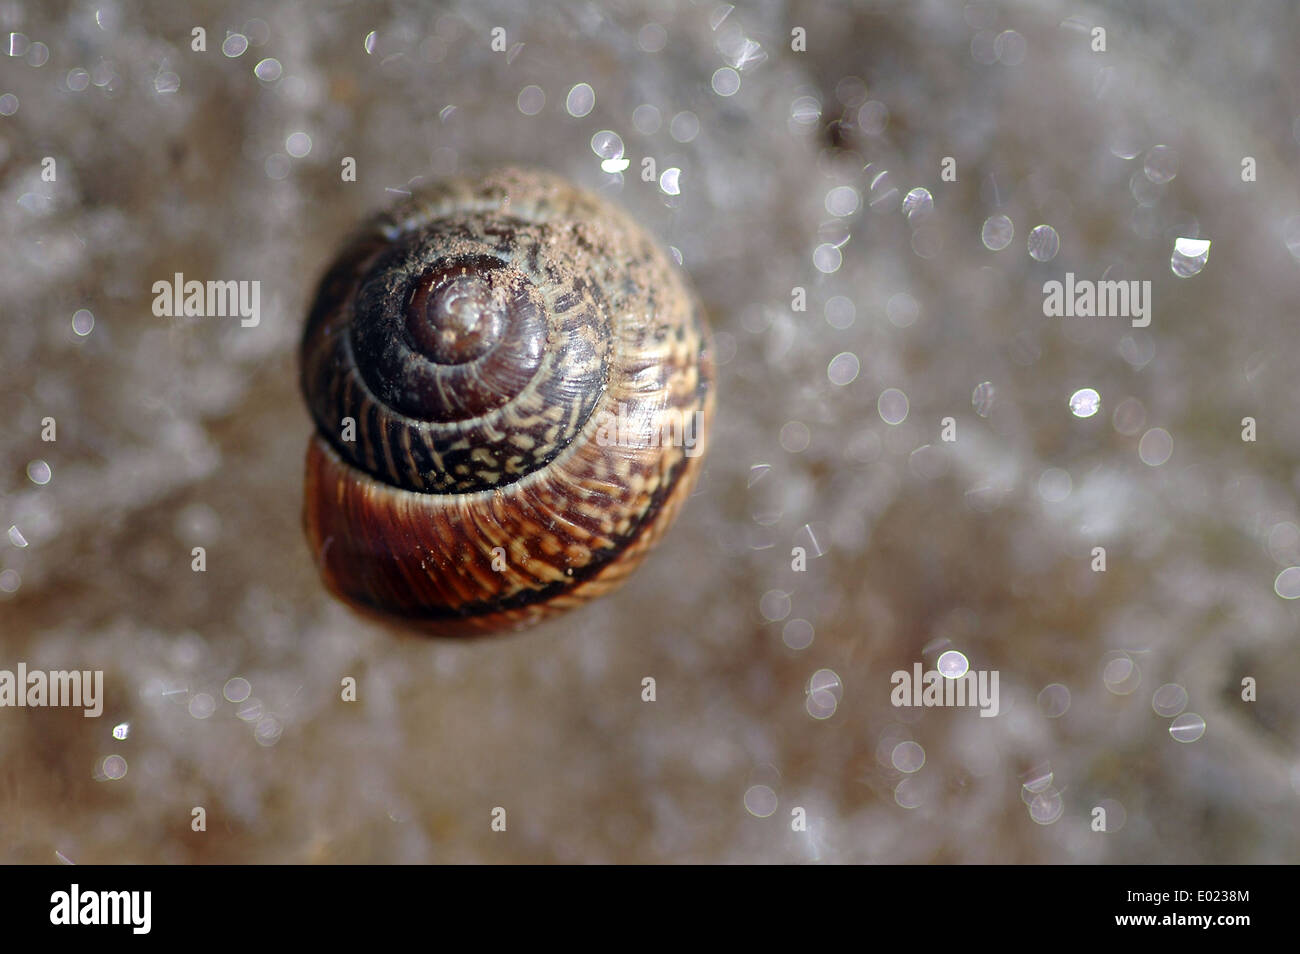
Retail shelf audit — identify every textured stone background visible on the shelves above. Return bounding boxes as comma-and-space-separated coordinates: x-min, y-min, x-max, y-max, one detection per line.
2, 0, 1299, 863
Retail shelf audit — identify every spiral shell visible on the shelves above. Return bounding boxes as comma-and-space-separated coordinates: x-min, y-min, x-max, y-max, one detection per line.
300, 168, 714, 635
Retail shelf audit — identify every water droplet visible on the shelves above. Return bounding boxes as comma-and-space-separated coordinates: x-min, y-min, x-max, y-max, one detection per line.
264, 153, 290, 180
1028, 789, 1064, 824
637, 23, 667, 53
224, 677, 252, 703
1103, 654, 1141, 695
894, 776, 924, 809
1069, 388, 1101, 418
711, 67, 740, 96
759, 590, 791, 621
1112, 397, 1145, 436
790, 95, 822, 129
1170, 237, 1210, 277
891, 740, 926, 773
22, 41, 46, 69
878, 388, 909, 425
1169, 713, 1206, 743
112, 722, 130, 740
743, 784, 778, 817
285, 131, 312, 157
799, 525, 824, 556
981, 214, 1014, 251
1037, 683, 1071, 718
254, 57, 282, 81
1143, 144, 1179, 184
1129, 169, 1163, 207
886, 292, 919, 327
1110, 129, 1142, 159
857, 100, 888, 134
1037, 467, 1072, 502
971, 381, 996, 417
1151, 683, 1188, 718
1027, 224, 1060, 262
937, 650, 968, 678
669, 110, 699, 142
254, 716, 283, 746
1274, 566, 1300, 599
221, 33, 249, 57
237, 698, 263, 722
806, 669, 842, 720
812, 243, 842, 273
825, 185, 860, 217
824, 295, 855, 329
26, 460, 51, 485
631, 103, 660, 134
827, 351, 860, 386
779, 420, 810, 452
1138, 427, 1173, 466
189, 693, 216, 719
565, 82, 595, 118
590, 130, 624, 160
995, 29, 1026, 65
517, 87, 546, 117
867, 170, 899, 212
782, 619, 814, 650
902, 187, 933, 222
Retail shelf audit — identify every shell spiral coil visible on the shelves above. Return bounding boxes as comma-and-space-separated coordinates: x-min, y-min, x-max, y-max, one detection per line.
299, 168, 715, 636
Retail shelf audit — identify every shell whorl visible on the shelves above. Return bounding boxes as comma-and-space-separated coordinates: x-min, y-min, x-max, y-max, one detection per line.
299, 167, 714, 635
302, 171, 626, 494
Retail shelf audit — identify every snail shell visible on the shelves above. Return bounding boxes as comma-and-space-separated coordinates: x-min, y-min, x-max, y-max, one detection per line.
300, 167, 714, 636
